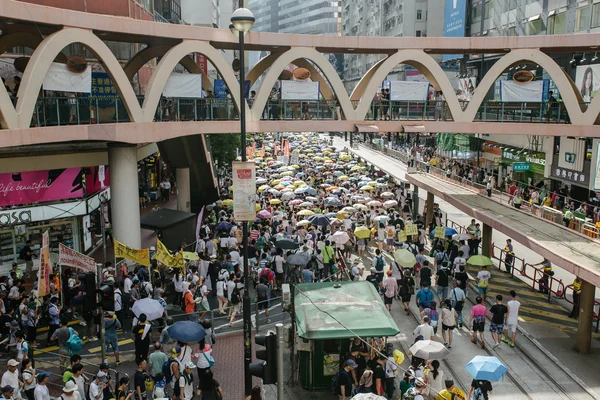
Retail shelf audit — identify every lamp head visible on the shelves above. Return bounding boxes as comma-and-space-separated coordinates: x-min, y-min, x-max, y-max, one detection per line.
231, 8, 255, 33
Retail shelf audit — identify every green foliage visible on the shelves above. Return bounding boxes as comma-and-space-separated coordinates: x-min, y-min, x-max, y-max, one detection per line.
208, 134, 241, 168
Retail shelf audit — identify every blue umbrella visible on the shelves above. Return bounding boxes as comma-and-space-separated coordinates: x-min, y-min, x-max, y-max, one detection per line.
325, 212, 339, 218
305, 188, 318, 196
324, 197, 342, 206
331, 190, 342, 196
215, 221, 233, 231
167, 321, 206, 343
308, 214, 331, 227
432, 227, 459, 237
296, 172, 305, 178
465, 356, 508, 382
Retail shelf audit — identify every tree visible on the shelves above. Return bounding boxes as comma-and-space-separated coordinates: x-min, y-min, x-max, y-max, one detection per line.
207, 134, 241, 168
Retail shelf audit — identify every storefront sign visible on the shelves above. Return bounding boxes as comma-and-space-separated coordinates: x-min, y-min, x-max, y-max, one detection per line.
502, 149, 546, 174
38, 231, 51, 297
232, 162, 257, 222
513, 162, 530, 172
114, 239, 150, 266
58, 243, 96, 273
0, 210, 31, 227
155, 239, 184, 269
552, 166, 589, 186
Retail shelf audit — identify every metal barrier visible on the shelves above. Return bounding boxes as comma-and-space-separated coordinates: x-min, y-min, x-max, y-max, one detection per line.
583, 223, 600, 239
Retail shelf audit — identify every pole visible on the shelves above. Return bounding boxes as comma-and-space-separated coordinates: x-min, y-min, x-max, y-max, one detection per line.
96, 263, 106, 363
276, 323, 284, 400
239, 30, 253, 397
101, 205, 107, 269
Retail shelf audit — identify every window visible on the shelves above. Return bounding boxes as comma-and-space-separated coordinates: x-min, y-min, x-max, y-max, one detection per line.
576, 5, 591, 31
508, 26, 517, 36
417, 9, 422, 20
526, 18, 543, 35
485, 0, 493, 19
416, 30, 422, 37
473, 5, 482, 22
593, 4, 600, 28
547, 12, 566, 34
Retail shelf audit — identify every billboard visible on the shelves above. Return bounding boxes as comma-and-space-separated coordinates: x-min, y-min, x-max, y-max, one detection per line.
575, 65, 600, 103
443, 0, 467, 61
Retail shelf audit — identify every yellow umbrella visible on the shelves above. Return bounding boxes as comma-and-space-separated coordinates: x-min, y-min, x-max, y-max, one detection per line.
222, 199, 233, 206
290, 165, 300, 169
258, 184, 270, 192
340, 155, 351, 161
271, 179, 281, 185
350, 166, 361, 172
368, 181, 378, 185
354, 226, 371, 239
297, 209, 315, 216
270, 199, 282, 205
182, 251, 200, 261
255, 204, 261, 211
361, 185, 374, 191
280, 171, 293, 177
338, 175, 349, 181
265, 157, 274, 161
293, 180, 306, 187
228, 186, 233, 191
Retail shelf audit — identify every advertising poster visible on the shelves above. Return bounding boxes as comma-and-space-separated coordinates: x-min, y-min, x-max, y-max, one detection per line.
442, 0, 467, 61
58, 243, 96, 273
232, 162, 257, 222
575, 65, 600, 102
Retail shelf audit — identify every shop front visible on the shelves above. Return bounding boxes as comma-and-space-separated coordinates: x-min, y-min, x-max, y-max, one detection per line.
501, 148, 547, 186
0, 166, 110, 273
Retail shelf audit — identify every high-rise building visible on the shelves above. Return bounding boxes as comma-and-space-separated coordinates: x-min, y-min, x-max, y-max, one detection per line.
341, 0, 444, 92
248, 0, 340, 35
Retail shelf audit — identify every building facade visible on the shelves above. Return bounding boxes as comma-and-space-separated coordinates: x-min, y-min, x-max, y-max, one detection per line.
249, 0, 340, 35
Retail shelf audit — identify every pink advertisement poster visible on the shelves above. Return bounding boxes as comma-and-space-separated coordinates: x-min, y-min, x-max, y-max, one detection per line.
0, 166, 111, 207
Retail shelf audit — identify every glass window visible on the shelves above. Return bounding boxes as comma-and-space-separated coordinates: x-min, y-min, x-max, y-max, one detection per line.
526, 18, 543, 35
417, 9, 422, 19
473, 5, 482, 22
547, 12, 566, 34
416, 30, 422, 37
593, 4, 600, 28
485, 0, 493, 19
508, 26, 517, 36
509, 0, 517, 9
577, 5, 591, 31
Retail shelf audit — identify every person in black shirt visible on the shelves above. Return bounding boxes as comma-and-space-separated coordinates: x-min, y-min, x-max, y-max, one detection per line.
349, 337, 369, 386
468, 379, 493, 400
133, 359, 147, 400
115, 377, 132, 400
132, 314, 151, 364
372, 355, 387, 396
338, 359, 357, 400
436, 267, 449, 301
454, 265, 469, 296
420, 262, 432, 288
489, 295, 508, 348
20, 240, 34, 278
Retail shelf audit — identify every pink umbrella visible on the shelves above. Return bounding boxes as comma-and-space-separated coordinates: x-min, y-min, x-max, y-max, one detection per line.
289, 199, 303, 205
257, 210, 272, 219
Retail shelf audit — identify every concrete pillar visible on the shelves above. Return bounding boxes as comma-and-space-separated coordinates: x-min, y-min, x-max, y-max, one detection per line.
344, 132, 348, 141
108, 144, 141, 249
577, 279, 595, 353
350, 132, 353, 147
482, 223, 492, 257
176, 168, 191, 213
425, 192, 434, 229
412, 185, 419, 219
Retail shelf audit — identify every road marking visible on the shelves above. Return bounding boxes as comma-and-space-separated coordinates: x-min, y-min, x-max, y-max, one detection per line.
87, 339, 134, 353
37, 319, 82, 333
34, 345, 59, 355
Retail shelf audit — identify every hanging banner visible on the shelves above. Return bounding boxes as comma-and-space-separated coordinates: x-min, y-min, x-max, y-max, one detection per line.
38, 231, 51, 297
232, 161, 257, 222
43, 62, 92, 93
162, 72, 203, 98
114, 239, 150, 266
195, 206, 205, 242
58, 243, 96, 273
156, 239, 184, 268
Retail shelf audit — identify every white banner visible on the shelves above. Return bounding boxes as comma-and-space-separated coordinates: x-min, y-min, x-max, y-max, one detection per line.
232, 162, 257, 222
280, 81, 319, 100
389, 81, 430, 101
43, 62, 91, 93
82, 215, 92, 251
575, 65, 600, 103
500, 80, 543, 102
58, 243, 97, 273
162, 72, 203, 98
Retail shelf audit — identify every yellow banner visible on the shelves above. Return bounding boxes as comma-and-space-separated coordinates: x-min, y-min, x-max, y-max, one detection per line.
405, 224, 418, 236
114, 239, 150, 266
434, 226, 447, 239
38, 231, 51, 297
155, 239, 184, 269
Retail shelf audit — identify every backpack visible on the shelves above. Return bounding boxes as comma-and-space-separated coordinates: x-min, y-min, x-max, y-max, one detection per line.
161, 359, 178, 383
479, 275, 489, 289
218, 269, 229, 282
66, 328, 83, 354
139, 283, 150, 299
429, 309, 439, 327
19, 247, 27, 260
375, 256, 385, 272
331, 370, 348, 395
231, 285, 241, 305
473, 387, 484, 400
419, 290, 434, 308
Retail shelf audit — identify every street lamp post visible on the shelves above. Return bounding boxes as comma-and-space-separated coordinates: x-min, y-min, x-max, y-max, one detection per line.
230, 8, 255, 397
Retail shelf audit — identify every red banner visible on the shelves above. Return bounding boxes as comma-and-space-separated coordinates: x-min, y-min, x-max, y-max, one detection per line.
58, 243, 96, 273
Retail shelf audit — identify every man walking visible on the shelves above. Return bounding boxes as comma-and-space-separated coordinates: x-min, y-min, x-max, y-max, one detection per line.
50, 318, 79, 373
502, 290, 520, 348
381, 270, 397, 312
489, 295, 507, 348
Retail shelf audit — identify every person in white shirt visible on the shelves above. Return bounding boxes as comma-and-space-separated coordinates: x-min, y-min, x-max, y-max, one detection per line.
88, 374, 104, 400
179, 362, 195, 400
62, 380, 82, 400
229, 248, 241, 267
123, 273, 133, 318
273, 250, 285, 290
34, 372, 51, 400
413, 316, 435, 340
503, 290, 521, 347
1, 359, 20, 398
452, 250, 467, 274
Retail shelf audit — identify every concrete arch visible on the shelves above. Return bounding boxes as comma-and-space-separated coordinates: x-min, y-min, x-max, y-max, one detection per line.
251, 47, 354, 121
350, 58, 387, 101
0, 32, 67, 62
246, 53, 335, 100
354, 50, 461, 121
142, 41, 244, 123
124, 45, 213, 91
464, 49, 585, 124
16, 28, 143, 128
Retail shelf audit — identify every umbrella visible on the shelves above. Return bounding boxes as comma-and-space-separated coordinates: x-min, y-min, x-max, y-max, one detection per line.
350, 394, 387, 400
354, 226, 371, 239
256, 178, 268, 184
296, 220, 310, 226
182, 251, 199, 261
341, 206, 358, 214
258, 184, 270, 192
305, 187, 318, 196
324, 197, 342, 206
373, 215, 390, 222
467, 255, 494, 267
452, 233, 471, 241
409, 340, 450, 360
294, 187, 309, 194
269, 199, 282, 205
132, 298, 165, 321
275, 239, 300, 250
330, 219, 343, 226
331, 231, 350, 245
257, 210, 272, 219
221, 199, 233, 206
381, 192, 395, 198
465, 356, 508, 382
383, 200, 398, 208
367, 200, 382, 207
287, 253, 310, 266
353, 204, 368, 211
432, 227, 459, 237
360, 185, 374, 191
268, 189, 281, 196
297, 210, 315, 216
308, 214, 331, 226
167, 321, 206, 343
306, 196, 319, 202
394, 249, 416, 268
215, 221, 233, 231
281, 192, 296, 201
289, 199, 302, 205
299, 202, 313, 208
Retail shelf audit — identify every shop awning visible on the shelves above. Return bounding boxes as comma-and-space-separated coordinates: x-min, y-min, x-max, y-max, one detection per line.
402, 125, 426, 133
294, 281, 400, 340
355, 124, 380, 133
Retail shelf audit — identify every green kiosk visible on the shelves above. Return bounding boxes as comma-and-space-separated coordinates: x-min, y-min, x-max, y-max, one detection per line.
294, 281, 400, 391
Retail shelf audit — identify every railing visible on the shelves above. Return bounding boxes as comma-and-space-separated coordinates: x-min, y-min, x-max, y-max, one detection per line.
563, 284, 600, 332
25, 97, 583, 127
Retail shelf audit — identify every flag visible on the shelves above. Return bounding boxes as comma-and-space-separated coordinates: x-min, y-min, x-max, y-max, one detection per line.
114, 239, 150, 266
156, 239, 185, 269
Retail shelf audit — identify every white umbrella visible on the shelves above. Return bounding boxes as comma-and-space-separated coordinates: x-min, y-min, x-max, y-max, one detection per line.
374, 215, 390, 222
381, 192, 395, 198
367, 200, 382, 207
306, 196, 319, 202
331, 231, 350, 245
341, 206, 358, 213
353, 204, 368, 211
282, 192, 296, 201
299, 201, 313, 208
452, 233, 471, 241
383, 200, 398, 208
296, 220, 310, 226
256, 178, 268, 185
409, 340, 450, 360
268, 189, 281, 196
350, 394, 386, 400
132, 298, 164, 321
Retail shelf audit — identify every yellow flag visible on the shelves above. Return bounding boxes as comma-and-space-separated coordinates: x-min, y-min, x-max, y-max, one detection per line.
156, 239, 184, 268
114, 239, 150, 266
